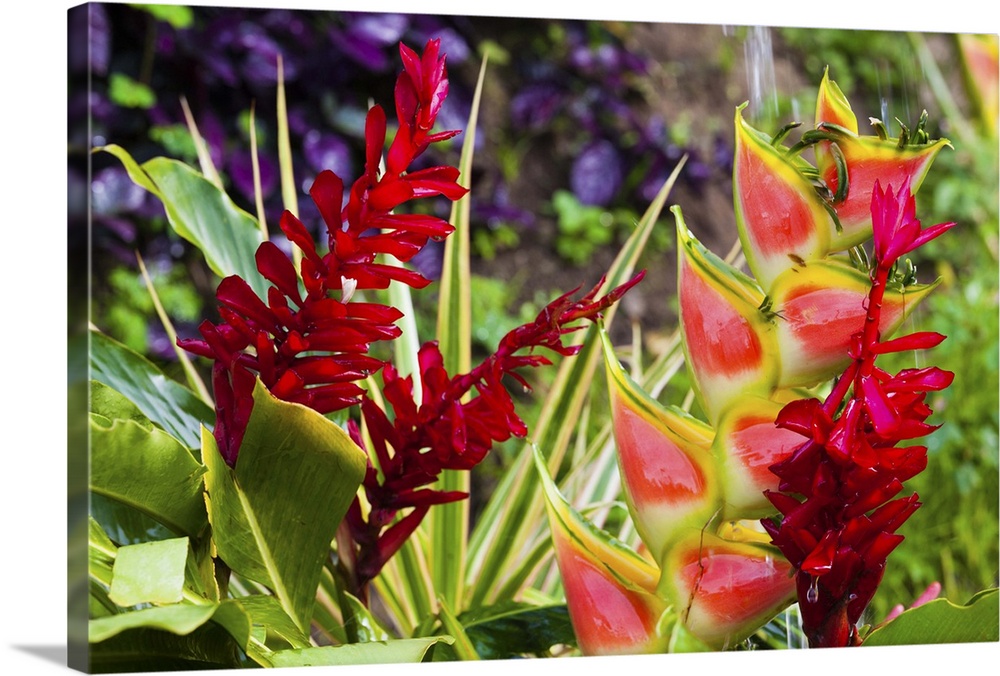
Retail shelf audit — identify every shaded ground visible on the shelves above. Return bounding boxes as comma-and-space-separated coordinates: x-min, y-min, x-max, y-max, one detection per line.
470, 21, 809, 351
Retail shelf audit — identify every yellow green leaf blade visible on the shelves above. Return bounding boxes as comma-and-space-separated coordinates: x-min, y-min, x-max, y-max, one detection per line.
427, 52, 489, 612
465, 161, 686, 610
862, 588, 999, 646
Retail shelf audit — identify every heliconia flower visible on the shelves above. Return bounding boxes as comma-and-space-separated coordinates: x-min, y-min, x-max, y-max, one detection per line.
713, 396, 808, 518
811, 73, 950, 250
733, 103, 834, 289
814, 68, 858, 135
532, 445, 672, 656
600, 327, 718, 562
957, 33, 999, 135
768, 258, 938, 387
675, 207, 779, 423
657, 531, 796, 649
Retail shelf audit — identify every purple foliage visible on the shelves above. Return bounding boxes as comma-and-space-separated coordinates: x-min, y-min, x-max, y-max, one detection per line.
571, 140, 623, 206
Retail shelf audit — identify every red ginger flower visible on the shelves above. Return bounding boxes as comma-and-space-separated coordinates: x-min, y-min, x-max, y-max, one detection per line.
762, 180, 955, 647
179, 40, 466, 465
342, 273, 645, 592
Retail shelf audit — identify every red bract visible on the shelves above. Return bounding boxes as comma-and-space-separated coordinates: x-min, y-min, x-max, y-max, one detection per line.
179, 40, 466, 465
762, 181, 955, 647
342, 273, 646, 592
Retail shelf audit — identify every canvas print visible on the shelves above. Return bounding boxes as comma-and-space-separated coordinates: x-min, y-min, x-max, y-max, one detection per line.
68, 2, 999, 672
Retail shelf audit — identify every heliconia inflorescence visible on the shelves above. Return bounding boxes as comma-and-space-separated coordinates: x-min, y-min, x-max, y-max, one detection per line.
538, 70, 953, 653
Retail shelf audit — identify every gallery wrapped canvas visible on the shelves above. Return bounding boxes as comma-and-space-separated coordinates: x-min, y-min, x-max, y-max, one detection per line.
65, 2, 997, 673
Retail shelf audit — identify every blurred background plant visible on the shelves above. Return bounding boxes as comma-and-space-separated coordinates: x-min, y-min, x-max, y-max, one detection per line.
74, 2, 997, 644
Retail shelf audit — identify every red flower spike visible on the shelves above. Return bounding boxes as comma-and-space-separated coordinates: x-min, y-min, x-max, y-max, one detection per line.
764, 180, 955, 648
180, 40, 469, 466
871, 179, 956, 267
341, 274, 644, 594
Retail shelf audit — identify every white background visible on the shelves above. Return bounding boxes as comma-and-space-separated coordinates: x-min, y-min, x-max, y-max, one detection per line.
3, 1, 997, 674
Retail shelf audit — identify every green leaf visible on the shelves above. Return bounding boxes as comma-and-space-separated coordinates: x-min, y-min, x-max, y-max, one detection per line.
202, 379, 367, 633
863, 588, 999, 646
90, 604, 219, 643
88, 517, 118, 589
459, 601, 575, 659
100, 144, 267, 298
265, 637, 453, 667
90, 330, 214, 450
342, 592, 391, 643
109, 537, 190, 607
90, 389, 206, 534
90, 390, 208, 538
436, 597, 480, 660
88, 614, 245, 672
427, 52, 490, 612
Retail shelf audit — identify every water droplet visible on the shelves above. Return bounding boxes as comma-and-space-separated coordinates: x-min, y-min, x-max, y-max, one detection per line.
806, 576, 819, 603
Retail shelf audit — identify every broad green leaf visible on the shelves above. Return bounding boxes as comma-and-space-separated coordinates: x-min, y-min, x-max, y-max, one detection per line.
90, 604, 219, 643
100, 144, 268, 298
863, 588, 999, 646
466, 158, 687, 609
428, 52, 490, 612
459, 601, 575, 660
88, 615, 245, 672
90, 329, 214, 450
109, 537, 190, 607
90, 394, 208, 538
265, 637, 453, 667
202, 379, 366, 633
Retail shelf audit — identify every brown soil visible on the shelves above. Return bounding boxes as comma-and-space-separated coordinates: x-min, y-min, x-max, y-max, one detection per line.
470, 22, 809, 353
